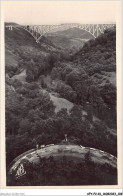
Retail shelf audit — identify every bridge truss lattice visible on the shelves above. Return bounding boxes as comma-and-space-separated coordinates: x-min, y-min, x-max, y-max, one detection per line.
6, 23, 115, 43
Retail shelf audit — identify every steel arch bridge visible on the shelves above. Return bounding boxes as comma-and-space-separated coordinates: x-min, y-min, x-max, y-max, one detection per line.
6, 23, 115, 43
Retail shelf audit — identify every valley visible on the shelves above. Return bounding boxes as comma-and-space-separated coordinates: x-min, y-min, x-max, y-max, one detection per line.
5, 23, 117, 185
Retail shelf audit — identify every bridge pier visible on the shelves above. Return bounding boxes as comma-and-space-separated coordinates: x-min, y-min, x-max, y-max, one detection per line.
36, 40, 39, 43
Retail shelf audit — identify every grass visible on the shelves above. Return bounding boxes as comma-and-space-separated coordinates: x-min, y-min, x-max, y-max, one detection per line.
50, 94, 74, 113
12, 69, 26, 82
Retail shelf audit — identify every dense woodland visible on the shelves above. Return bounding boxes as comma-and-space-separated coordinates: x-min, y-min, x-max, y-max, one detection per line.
5, 25, 117, 178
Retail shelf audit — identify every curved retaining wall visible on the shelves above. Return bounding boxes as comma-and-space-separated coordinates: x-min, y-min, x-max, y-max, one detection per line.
8, 148, 35, 171
8, 144, 117, 176
80, 145, 117, 160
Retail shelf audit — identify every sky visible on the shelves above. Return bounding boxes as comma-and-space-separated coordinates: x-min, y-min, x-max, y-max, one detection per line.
2, 1, 120, 25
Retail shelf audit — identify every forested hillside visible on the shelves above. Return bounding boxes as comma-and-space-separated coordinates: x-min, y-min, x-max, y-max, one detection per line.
46, 27, 93, 52
5, 25, 117, 170
5, 25, 64, 80
73, 26, 116, 74
51, 26, 116, 127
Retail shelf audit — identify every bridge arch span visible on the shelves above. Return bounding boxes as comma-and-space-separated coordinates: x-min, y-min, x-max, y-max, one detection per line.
36, 25, 96, 43
7, 23, 115, 43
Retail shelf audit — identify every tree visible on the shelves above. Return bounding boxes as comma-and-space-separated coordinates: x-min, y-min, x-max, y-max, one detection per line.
84, 150, 92, 165
19, 118, 32, 134
100, 83, 116, 107
86, 102, 93, 122
70, 105, 83, 120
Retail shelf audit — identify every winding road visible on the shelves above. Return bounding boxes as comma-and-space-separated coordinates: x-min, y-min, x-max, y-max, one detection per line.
8, 144, 117, 179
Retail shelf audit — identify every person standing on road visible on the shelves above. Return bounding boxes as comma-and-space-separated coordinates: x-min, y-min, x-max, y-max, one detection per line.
36, 144, 39, 150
